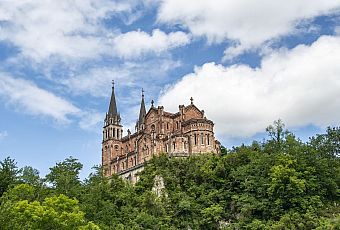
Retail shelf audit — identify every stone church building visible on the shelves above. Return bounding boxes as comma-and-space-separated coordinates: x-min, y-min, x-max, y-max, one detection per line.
102, 83, 221, 183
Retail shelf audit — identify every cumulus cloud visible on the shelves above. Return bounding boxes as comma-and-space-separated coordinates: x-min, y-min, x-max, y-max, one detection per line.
0, 0, 132, 62
157, 0, 340, 59
0, 73, 80, 123
112, 29, 190, 59
158, 35, 340, 138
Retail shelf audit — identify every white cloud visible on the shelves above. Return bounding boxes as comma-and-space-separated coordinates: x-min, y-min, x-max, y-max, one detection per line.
0, 0, 132, 62
157, 0, 340, 59
0, 73, 80, 123
62, 67, 131, 97
112, 29, 190, 59
61, 58, 181, 97
0, 131, 8, 140
78, 111, 104, 131
335, 26, 340, 35
158, 35, 340, 138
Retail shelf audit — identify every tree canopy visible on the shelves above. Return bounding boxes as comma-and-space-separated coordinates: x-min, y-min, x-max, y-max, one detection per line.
0, 123, 339, 229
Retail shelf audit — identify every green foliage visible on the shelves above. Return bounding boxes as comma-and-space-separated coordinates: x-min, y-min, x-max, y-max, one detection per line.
0, 185, 99, 229
0, 124, 339, 229
0, 157, 19, 197
19, 166, 41, 186
45, 156, 83, 197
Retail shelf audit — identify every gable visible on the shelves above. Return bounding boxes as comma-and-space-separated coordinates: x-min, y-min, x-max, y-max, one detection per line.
184, 105, 203, 120
145, 108, 158, 123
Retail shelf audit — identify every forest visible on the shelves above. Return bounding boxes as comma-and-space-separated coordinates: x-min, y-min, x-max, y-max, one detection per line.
0, 121, 339, 229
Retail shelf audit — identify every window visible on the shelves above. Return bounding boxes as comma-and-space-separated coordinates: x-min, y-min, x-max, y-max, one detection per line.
113, 128, 115, 138
201, 133, 204, 145
176, 121, 179, 129
207, 134, 210, 145
167, 123, 169, 130
194, 134, 197, 145
173, 142, 176, 150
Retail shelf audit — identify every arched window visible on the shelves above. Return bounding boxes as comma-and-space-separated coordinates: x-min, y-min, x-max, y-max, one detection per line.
173, 142, 176, 150
194, 134, 197, 145
207, 134, 210, 145
167, 123, 169, 130
176, 121, 179, 129
201, 133, 204, 145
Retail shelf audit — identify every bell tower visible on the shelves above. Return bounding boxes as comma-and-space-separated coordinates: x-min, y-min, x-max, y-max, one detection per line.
102, 80, 123, 176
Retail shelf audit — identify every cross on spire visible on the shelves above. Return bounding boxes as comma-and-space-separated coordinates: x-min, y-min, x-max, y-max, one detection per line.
190, 97, 194, 105
142, 88, 144, 97
112, 80, 115, 88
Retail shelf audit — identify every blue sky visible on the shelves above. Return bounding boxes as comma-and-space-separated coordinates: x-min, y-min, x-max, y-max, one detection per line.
0, 0, 340, 178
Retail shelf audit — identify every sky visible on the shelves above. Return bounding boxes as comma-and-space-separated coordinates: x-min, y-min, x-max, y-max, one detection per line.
0, 0, 340, 178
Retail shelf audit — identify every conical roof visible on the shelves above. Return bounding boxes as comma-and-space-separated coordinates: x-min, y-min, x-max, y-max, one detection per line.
108, 82, 118, 117
138, 90, 146, 125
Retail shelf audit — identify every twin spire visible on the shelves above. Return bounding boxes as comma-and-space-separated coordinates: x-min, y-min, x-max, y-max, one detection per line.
107, 80, 195, 130
107, 80, 146, 129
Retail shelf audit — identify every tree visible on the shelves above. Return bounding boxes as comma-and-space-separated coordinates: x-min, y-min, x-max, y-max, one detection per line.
0, 157, 19, 197
310, 126, 340, 158
265, 119, 290, 152
45, 157, 83, 197
0, 185, 99, 230
266, 119, 288, 144
19, 166, 41, 186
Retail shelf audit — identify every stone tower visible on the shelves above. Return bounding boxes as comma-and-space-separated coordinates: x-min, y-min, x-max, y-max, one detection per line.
102, 81, 123, 176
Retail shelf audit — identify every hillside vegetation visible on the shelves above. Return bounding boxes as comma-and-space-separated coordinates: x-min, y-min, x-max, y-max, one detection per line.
0, 122, 339, 229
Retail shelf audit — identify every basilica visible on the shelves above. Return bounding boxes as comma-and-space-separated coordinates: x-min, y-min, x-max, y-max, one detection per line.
102, 83, 220, 183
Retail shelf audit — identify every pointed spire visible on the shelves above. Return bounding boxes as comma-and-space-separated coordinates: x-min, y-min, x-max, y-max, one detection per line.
138, 88, 146, 126
108, 80, 118, 116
